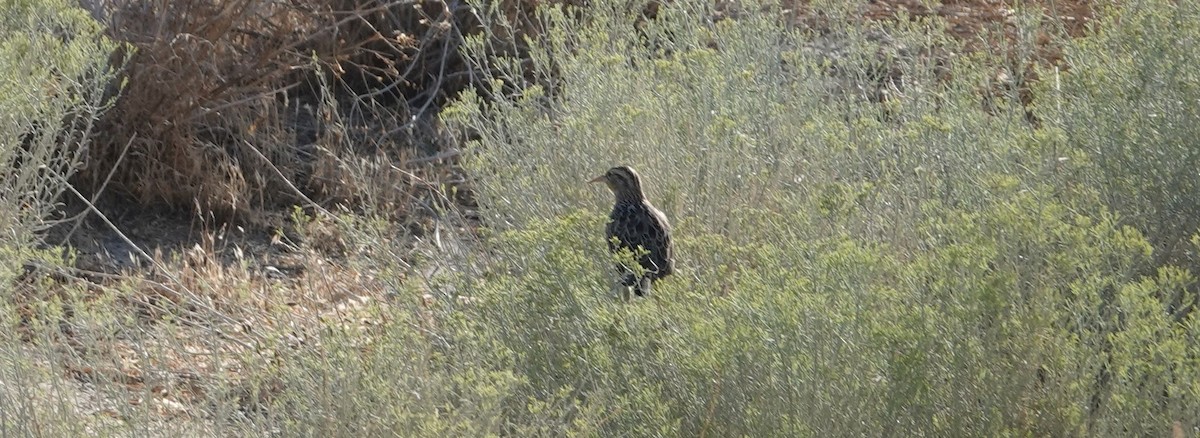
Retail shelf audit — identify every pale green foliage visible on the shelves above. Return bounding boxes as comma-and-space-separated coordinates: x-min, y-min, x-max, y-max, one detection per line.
0, 0, 123, 434
427, 0, 1200, 435
1047, 0, 1200, 266
0, 0, 122, 251
1037, 4, 1200, 430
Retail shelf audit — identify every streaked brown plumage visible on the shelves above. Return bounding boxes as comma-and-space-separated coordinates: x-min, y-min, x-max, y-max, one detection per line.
589, 166, 674, 297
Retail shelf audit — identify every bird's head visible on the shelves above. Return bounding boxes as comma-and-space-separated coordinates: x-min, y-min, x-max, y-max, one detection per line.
589, 166, 645, 202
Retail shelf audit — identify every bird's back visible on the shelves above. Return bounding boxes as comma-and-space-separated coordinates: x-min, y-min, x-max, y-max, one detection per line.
606, 200, 673, 279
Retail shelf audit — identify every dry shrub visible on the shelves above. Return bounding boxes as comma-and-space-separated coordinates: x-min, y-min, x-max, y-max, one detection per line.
79, 1, 302, 213
76, 0, 531, 218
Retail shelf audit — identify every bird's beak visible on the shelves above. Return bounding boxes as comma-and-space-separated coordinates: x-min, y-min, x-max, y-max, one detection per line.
588, 175, 606, 184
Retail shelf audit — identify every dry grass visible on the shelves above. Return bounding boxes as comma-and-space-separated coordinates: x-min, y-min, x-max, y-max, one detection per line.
16, 210, 418, 428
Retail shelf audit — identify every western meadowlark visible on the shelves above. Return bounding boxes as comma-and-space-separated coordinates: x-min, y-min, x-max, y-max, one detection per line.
589, 166, 674, 297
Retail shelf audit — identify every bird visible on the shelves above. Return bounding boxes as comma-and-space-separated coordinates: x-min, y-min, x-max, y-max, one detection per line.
589, 165, 674, 298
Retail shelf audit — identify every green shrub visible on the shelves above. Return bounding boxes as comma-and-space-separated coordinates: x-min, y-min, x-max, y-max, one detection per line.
1047, 0, 1200, 270
1039, 3, 1200, 430
0, 0, 122, 433
0, 0, 122, 251
422, 0, 1200, 434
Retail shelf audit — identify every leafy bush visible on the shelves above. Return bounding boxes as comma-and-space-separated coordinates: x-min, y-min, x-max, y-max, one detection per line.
0, 3, 122, 432
1041, 0, 1200, 431
1047, 0, 1200, 273
0, 0, 121, 250
418, 0, 1200, 434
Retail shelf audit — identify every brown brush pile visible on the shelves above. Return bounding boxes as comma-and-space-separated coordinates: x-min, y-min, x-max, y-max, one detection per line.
74, 0, 556, 219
